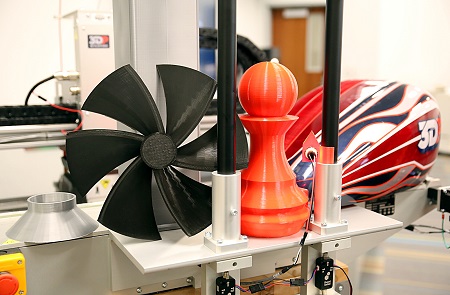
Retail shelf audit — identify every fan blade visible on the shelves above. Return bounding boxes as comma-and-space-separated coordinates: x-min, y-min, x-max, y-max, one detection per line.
83, 65, 164, 135
154, 167, 211, 236
174, 124, 216, 171
98, 158, 161, 240
157, 64, 217, 146
236, 116, 249, 170
66, 129, 143, 196
174, 116, 249, 171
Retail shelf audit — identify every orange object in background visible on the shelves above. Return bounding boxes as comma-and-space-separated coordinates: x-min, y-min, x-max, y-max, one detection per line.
239, 61, 310, 237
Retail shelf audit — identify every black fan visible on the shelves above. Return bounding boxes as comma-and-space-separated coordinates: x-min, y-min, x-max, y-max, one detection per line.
65, 64, 248, 240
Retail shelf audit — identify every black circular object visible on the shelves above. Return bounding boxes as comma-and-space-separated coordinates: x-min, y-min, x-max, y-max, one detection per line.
141, 133, 176, 169
200, 27, 269, 115
199, 27, 268, 72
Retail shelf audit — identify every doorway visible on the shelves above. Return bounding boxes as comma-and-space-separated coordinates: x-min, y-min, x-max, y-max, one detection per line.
272, 7, 325, 97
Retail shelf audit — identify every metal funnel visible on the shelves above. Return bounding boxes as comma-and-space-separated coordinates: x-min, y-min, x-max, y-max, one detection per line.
6, 192, 98, 243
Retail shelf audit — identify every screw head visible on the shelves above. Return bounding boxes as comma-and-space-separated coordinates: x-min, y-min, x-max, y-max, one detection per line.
186, 277, 193, 284
17, 260, 22, 265
162, 282, 168, 288
241, 235, 248, 240
338, 285, 344, 292
321, 222, 327, 227
334, 195, 342, 201
231, 209, 238, 216
136, 287, 142, 293
341, 219, 348, 224
217, 239, 223, 244
19, 291, 24, 295
205, 231, 212, 238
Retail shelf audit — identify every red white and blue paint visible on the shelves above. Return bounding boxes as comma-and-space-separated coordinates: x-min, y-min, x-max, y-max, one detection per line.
285, 80, 441, 204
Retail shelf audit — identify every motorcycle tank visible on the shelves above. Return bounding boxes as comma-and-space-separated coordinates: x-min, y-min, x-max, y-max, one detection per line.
285, 80, 441, 204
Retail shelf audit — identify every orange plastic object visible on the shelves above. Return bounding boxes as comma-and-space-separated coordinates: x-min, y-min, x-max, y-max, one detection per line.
239, 62, 298, 117
239, 61, 310, 237
302, 131, 320, 162
318, 146, 335, 164
0, 273, 19, 295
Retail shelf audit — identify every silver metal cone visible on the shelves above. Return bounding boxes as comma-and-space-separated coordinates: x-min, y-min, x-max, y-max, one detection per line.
6, 192, 99, 243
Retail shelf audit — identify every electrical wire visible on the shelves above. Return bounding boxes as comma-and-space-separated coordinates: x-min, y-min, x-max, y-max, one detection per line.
24, 76, 55, 105
237, 268, 316, 294
240, 232, 308, 286
235, 285, 250, 293
240, 272, 282, 286
292, 246, 303, 268
306, 155, 317, 213
293, 153, 317, 265
306, 268, 317, 284
405, 224, 450, 234
35, 92, 83, 133
50, 103, 84, 133
441, 212, 450, 249
334, 264, 353, 295
407, 214, 450, 249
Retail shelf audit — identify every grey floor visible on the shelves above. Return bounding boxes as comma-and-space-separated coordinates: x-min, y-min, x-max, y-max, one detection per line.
357, 154, 450, 295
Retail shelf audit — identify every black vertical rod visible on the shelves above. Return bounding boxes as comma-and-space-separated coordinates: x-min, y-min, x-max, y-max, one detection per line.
322, 0, 344, 163
217, 0, 237, 174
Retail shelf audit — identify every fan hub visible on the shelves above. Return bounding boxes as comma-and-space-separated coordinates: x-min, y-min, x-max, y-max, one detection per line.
141, 133, 176, 169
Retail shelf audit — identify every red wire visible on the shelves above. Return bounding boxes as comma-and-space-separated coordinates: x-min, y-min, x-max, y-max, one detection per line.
32, 92, 83, 134
49, 103, 83, 134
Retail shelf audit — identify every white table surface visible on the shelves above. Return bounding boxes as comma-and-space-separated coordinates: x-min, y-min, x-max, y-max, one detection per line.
0, 202, 402, 274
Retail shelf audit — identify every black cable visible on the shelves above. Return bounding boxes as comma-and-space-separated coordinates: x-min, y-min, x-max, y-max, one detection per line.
199, 27, 269, 72
24, 75, 55, 105
334, 264, 353, 295
405, 224, 450, 234
36, 95, 48, 102
199, 27, 269, 115
441, 212, 450, 249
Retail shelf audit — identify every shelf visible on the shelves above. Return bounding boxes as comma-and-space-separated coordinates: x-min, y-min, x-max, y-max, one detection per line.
110, 205, 402, 274
0, 201, 403, 275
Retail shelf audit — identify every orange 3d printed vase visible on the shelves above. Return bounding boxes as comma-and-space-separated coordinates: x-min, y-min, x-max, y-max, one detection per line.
239, 61, 310, 237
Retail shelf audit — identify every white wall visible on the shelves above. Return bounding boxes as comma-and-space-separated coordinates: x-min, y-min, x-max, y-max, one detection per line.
341, 0, 383, 82
236, 0, 272, 49
236, 0, 450, 93
342, 0, 450, 92
0, 0, 112, 106
0, 0, 112, 201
